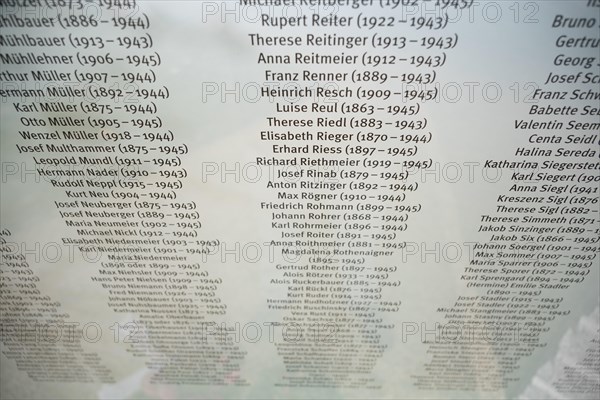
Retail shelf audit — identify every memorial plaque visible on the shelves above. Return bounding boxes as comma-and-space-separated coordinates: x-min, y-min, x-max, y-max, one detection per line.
0, 1, 599, 399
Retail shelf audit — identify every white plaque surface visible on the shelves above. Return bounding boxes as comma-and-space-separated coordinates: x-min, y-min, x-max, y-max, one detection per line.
1, 1, 599, 399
